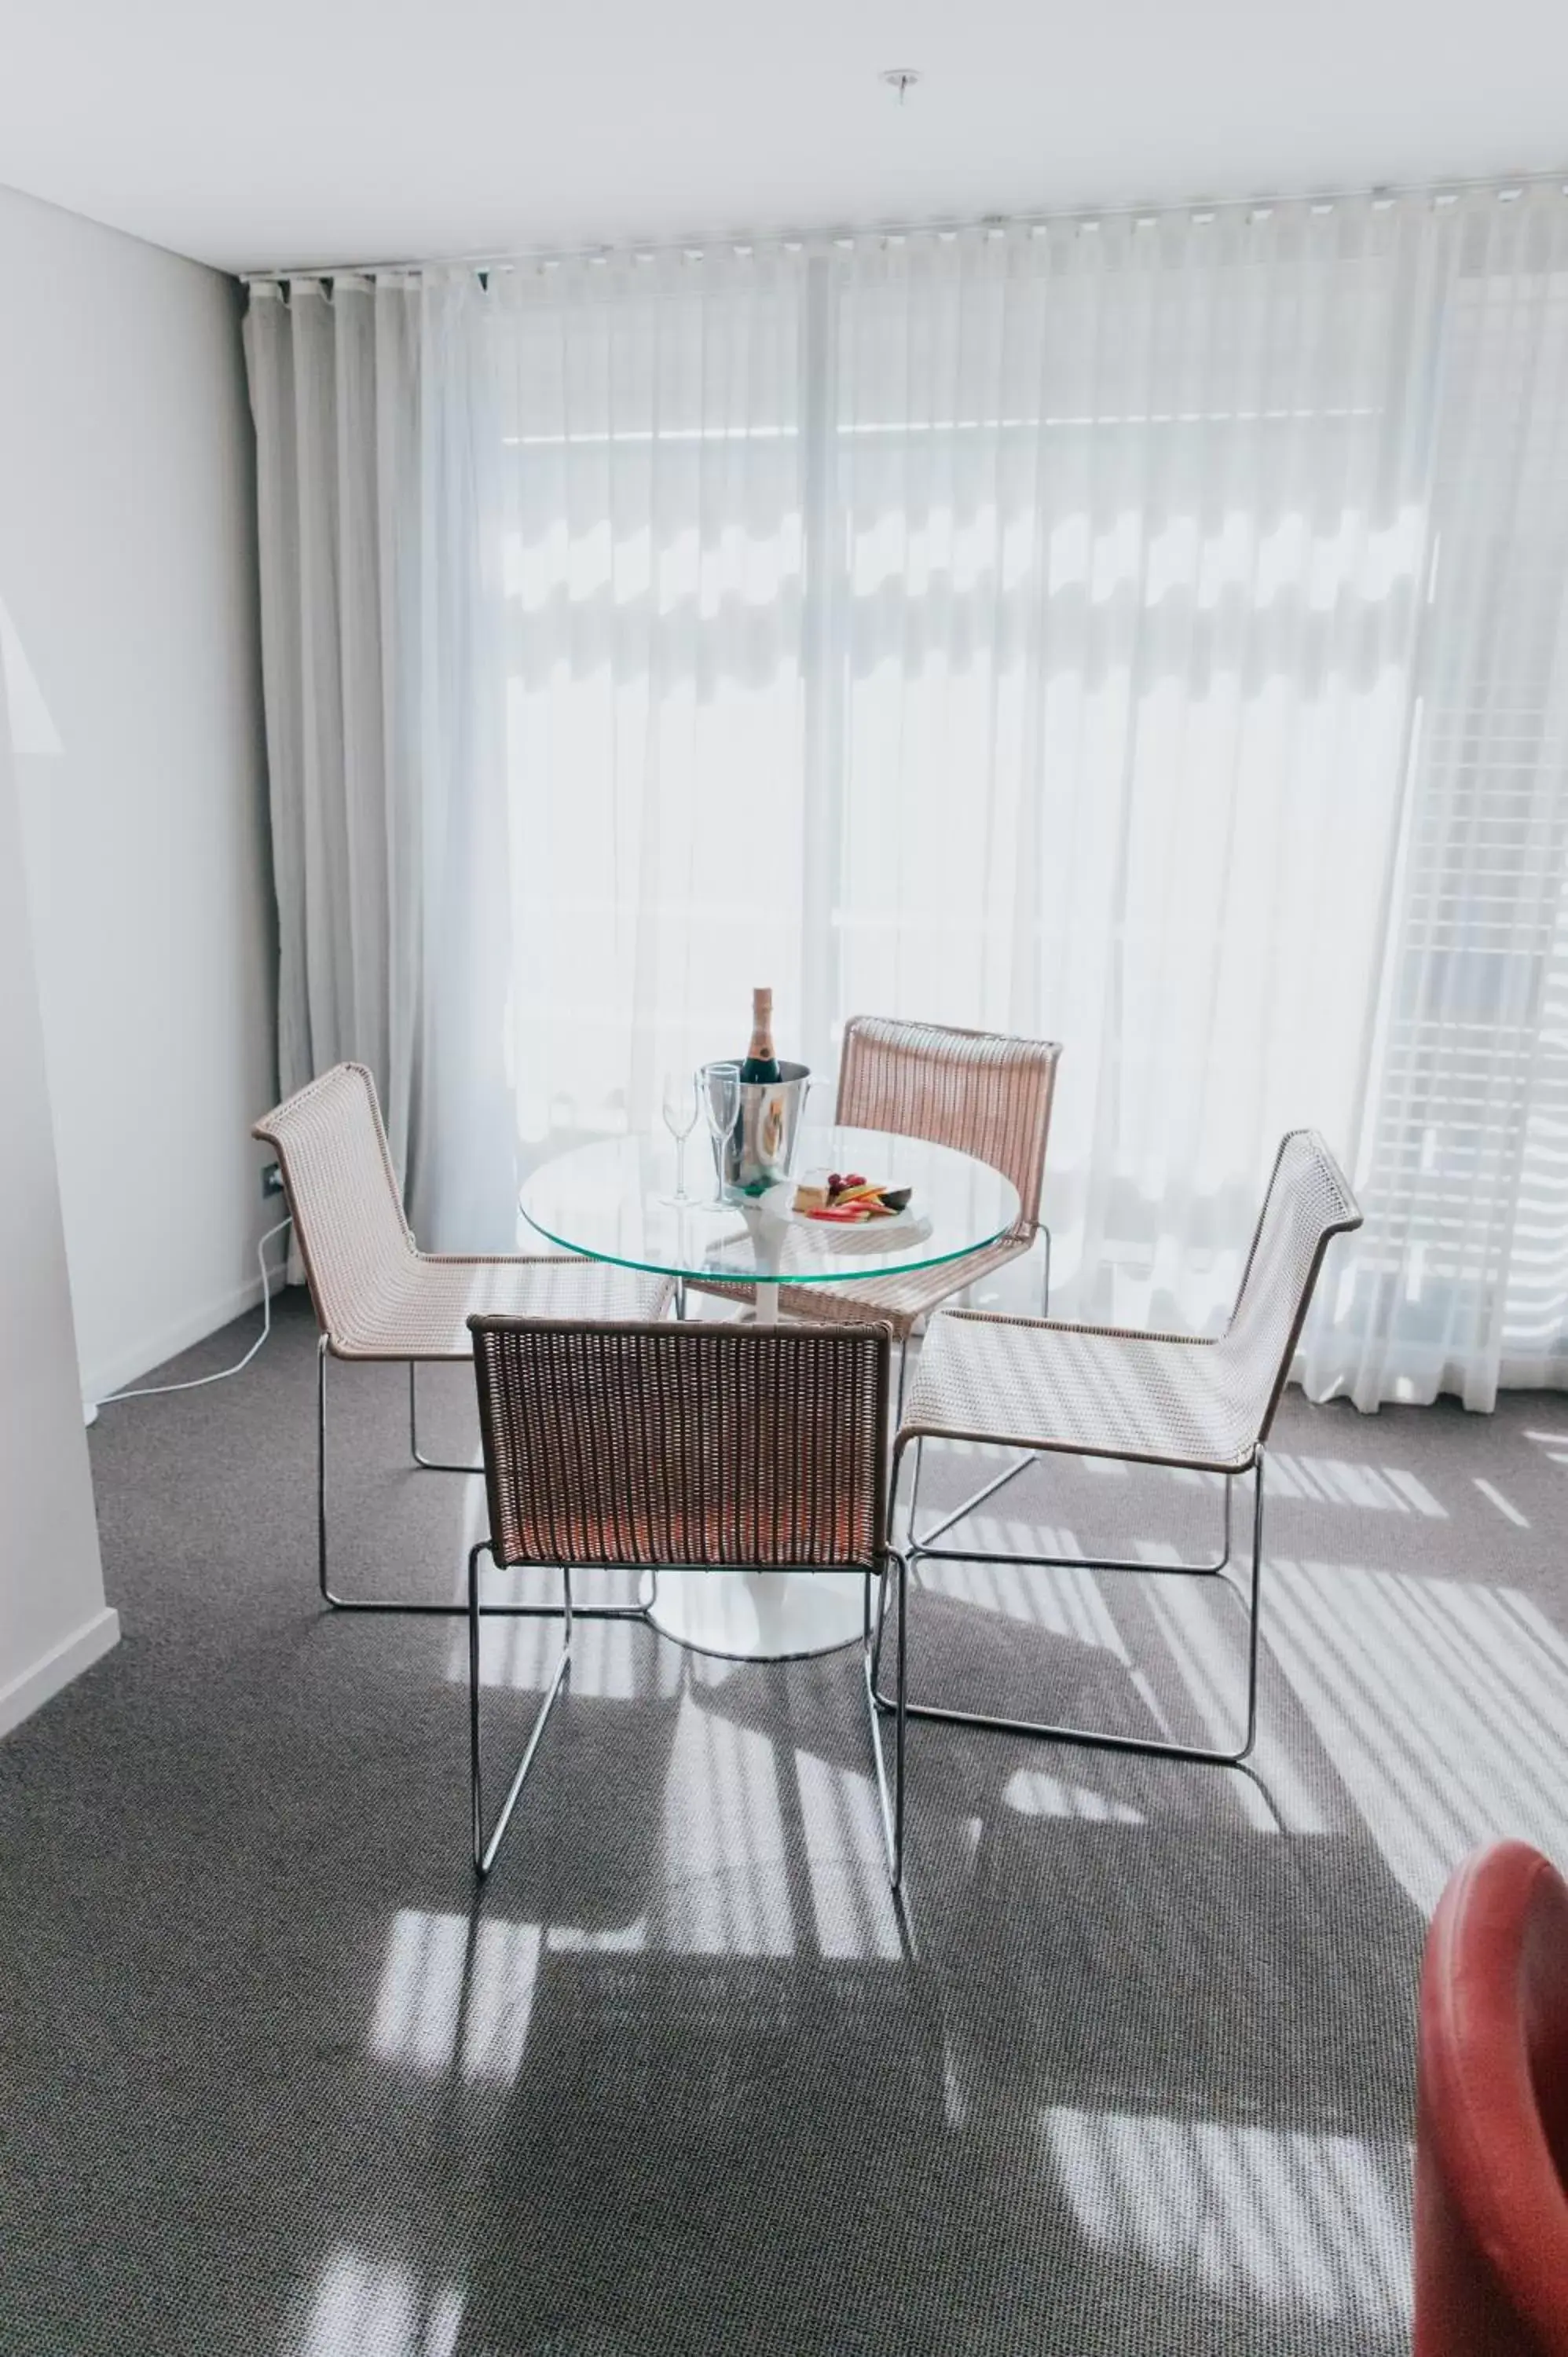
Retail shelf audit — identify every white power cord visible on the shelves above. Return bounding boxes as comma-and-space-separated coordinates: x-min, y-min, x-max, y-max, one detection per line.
96, 1217, 294, 1406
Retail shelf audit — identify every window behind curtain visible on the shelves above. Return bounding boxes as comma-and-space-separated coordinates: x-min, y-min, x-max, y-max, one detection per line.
1332, 211, 1568, 1403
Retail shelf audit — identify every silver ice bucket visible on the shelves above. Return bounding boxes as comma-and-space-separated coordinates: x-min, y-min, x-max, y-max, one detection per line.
702, 1060, 815, 1197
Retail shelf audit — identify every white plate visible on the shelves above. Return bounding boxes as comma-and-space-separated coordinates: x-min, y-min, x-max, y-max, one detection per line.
786, 1202, 930, 1253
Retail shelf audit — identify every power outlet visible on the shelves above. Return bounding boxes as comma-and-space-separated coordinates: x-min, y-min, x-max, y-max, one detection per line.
260, 1160, 284, 1200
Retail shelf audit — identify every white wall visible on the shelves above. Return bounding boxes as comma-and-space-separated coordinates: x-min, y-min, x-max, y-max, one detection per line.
0, 659, 118, 1736
0, 183, 276, 1404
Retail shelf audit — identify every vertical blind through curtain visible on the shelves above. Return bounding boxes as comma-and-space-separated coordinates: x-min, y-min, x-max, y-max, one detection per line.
244, 188, 1568, 1411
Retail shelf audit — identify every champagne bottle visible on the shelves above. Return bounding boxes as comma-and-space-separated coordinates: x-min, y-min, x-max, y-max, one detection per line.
739, 986, 782, 1084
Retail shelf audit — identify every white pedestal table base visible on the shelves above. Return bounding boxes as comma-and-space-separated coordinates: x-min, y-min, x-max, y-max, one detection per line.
640, 1567, 866, 1661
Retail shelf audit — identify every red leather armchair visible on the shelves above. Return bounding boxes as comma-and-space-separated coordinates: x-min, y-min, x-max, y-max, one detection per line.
1416, 1841, 1568, 2355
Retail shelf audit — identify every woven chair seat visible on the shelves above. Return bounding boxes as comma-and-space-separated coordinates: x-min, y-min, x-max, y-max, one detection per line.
905, 1131, 1363, 1474
326, 1252, 672, 1361
469, 1316, 893, 1568
689, 1232, 1031, 1337
252, 1063, 673, 1358
904, 1310, 1259, 1472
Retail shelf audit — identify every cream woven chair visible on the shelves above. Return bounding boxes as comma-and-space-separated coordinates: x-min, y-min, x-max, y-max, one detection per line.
253, 1062, 673, 1615
465, 1315, 906, 1885
693, 1015, 1061, 1395
872, 1130, 1361, 1765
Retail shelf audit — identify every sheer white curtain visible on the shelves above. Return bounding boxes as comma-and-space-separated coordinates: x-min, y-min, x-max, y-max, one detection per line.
483, 249, 811, 1151
245, 187, 1568, 1406
820, 208, 1441, 1364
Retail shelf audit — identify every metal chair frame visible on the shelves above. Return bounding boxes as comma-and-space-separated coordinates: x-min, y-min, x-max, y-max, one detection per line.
464, 1316, 907, 1887
870, 1129, 1361, 1766
315, 1339, 654, 1625
408, 1361, 482, 1475
469, 1537, 909, 1883
873, 1435, 1266, 1766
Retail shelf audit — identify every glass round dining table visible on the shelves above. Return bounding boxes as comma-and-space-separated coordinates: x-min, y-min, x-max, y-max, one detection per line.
518, 1124, 1019, 1662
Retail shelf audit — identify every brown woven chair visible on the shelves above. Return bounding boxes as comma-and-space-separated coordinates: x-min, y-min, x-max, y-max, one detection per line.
466, 1316, 906, 1884
691, 1014, 1061, 1391
873, 1130, 1362, 1765
252, 1062, 673, 1614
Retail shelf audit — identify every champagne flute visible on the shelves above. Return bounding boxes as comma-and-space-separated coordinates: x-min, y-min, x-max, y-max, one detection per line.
702, 1062, 742, 1203
661, 1069, 699, 1205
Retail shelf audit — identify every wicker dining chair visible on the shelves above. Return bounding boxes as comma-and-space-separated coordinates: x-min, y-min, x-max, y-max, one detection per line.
252, 1062, 673, 1614
692, 1015, 1062, 1393
871, 1129, 1362, 1765
466, 1315, 906, 1885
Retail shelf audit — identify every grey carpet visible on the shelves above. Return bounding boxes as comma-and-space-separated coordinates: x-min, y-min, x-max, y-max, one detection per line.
5, 1288, 1568, 2355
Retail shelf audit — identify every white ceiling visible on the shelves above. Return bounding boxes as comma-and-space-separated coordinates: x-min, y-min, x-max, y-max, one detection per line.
0, 0, 1564, 277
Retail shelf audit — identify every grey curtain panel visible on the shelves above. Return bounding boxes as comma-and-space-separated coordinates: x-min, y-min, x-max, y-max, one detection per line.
244, 271, 517, 1249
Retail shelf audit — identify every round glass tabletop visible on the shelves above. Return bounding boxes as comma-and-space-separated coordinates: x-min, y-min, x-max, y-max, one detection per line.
519, 1124, 1020, 1292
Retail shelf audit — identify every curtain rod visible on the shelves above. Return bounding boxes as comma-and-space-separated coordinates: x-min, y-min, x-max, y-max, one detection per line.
238, 164, 1568, 286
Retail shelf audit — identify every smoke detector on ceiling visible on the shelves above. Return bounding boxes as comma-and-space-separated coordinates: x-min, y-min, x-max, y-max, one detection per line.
879, 68, 922, 106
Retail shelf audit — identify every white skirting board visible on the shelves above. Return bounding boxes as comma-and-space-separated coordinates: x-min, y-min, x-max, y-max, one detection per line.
0, 1607, 121, 1742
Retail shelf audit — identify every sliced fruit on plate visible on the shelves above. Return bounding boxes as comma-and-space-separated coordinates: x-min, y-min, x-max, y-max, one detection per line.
800, 1172, 914, 1219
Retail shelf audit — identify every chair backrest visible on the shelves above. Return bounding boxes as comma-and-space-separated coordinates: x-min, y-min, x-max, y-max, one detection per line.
468, 1318, 892, 1571
1215, 1129, 1362, 1447
251, 1062, 414, 1344
1415, 1841, 1568, 2357
835, 1015, 1061, 1237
